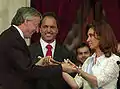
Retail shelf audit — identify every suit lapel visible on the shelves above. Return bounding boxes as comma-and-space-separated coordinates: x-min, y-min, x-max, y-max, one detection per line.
53, 44, 61, 61
38, 42, 44, 57
32, 42, 44, 63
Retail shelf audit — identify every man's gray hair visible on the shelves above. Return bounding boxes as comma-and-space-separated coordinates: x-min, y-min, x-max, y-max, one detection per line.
11, 7, 42, 26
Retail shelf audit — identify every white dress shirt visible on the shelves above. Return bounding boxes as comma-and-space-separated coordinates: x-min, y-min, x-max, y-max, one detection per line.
74, 53, 120, 89
40, 38, 56, 57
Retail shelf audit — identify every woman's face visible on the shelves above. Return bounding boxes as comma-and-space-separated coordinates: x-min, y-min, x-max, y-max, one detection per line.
86, 28, 99, 50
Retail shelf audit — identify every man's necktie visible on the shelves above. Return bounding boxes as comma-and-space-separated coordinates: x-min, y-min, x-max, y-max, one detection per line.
46, 44, 52, 57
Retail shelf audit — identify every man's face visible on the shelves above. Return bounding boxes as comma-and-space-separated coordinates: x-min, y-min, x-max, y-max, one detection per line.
77, 46, 90, 64
40, 16, 58, 43
24, 16, 41, 38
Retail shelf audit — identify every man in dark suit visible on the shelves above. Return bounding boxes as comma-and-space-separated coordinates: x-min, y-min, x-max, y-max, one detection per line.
0, 7, 78, 89
29, 12, 76, 89
29, 12, 76, 63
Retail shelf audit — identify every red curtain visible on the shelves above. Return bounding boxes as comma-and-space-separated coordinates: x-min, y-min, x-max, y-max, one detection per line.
102, 0, 120, 41
31, 0, 120, 43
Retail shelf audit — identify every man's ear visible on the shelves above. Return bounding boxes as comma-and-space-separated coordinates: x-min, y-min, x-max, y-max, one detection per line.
36, 27, 40, 33
56, 28, 59, 34
39, 28, 41, 33
24, 19, 28, 25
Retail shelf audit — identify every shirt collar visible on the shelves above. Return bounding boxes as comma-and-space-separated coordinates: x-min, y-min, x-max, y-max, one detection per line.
13, 25, 24, 39
40, 38, 56, 49
91, 53, 105, 62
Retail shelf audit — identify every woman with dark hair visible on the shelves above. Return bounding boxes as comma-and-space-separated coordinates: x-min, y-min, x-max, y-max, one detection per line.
62, 20, 120, 89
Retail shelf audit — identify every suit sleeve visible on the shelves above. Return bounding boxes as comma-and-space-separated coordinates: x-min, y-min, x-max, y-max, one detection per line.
8, 44, 62, 80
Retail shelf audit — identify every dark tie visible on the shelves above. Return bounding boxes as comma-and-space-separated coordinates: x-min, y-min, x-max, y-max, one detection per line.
46, 44, 52, 57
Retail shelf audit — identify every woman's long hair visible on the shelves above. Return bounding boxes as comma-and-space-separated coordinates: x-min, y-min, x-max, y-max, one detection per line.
86, 20, 117, 57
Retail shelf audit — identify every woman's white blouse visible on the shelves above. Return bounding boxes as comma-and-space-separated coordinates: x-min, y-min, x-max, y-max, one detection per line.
74, 53, 120, 89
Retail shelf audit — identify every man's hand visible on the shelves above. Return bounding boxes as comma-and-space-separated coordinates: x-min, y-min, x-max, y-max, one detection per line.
35, 56, 52, 66
35, 56, 62, 66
